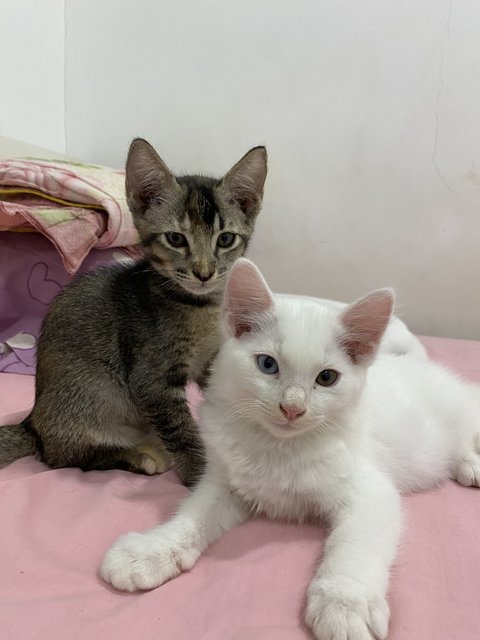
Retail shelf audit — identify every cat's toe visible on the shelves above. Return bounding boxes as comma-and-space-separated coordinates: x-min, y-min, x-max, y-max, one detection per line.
453, 455, 480, 487
367, 596, 390, 639
127, 439, 173, 475
138, 452, 171, 475
100, 531, 189, 592
305, 579, 389, 640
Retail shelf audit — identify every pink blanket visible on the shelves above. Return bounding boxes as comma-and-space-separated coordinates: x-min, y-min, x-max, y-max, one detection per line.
0, 158, 139, 274
1, 336, 479, 640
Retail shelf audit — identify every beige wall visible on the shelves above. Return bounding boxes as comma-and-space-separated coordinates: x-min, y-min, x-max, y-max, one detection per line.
0, 0, 65, 152
2, 1, 479, 339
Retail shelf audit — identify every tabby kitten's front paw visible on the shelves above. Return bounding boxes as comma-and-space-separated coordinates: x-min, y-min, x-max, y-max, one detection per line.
305, 577, 390, 640
174, 449, 206, 487
100, 531, 199, 592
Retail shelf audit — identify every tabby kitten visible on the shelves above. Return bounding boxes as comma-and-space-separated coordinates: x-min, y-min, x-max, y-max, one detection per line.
0, 139, 267, 485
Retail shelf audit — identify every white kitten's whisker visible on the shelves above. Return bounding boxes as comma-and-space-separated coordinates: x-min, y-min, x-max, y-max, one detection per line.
213, 399, 272, 433
219, 405, 264, 426
215, 404, 258, 425
319, 416, 344, 436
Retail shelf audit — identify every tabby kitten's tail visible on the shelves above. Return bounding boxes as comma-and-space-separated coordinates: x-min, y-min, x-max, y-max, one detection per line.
0, 418, 36, 467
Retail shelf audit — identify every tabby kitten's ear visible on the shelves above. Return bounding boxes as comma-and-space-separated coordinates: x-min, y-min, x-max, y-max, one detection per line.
338, 289, 395, 365
223, 258, 274, 338
221, 146, 268, 217
125, 138, 179, 216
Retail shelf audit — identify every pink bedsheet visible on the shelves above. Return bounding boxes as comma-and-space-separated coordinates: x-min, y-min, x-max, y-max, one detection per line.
1, 336, 480, 640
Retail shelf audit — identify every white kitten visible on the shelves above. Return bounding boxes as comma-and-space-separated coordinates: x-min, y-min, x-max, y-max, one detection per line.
101, 259, 480, 640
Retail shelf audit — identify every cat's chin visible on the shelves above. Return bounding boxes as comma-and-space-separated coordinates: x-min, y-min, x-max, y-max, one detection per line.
262, 419, 312, 439
179, 281, 221, 296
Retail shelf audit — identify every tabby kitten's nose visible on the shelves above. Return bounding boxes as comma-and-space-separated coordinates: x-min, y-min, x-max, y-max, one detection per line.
193, 270, 214, 282
280, 403, 306, 422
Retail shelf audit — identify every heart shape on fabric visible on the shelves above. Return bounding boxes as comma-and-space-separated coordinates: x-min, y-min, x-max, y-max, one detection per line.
27, 262, 63, 305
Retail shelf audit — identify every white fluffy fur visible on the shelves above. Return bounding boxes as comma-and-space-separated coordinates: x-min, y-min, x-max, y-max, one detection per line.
101, 259, 480, 640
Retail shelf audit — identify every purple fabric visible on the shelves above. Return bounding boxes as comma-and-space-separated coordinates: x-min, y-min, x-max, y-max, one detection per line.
0, 232, 138, 375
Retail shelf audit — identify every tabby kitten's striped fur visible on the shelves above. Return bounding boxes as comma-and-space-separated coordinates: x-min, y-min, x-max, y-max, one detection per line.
0, 139, 267, 485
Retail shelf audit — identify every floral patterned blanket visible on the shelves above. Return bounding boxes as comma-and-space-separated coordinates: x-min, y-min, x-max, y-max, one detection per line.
0, 158, 139, 274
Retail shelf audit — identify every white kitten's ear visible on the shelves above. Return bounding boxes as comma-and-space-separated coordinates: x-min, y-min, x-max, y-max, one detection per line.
221, 146, 268, 217
338, 289, 395, 364
125, 138, 179, 215
224, 258, 274, 338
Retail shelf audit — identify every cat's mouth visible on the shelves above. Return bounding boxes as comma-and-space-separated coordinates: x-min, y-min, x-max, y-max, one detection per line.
265, 418, 310, 438
179, 279, 220, 295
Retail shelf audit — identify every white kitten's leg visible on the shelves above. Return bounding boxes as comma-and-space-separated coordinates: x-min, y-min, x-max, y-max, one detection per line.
306, 467, 402, 640
100, 467, 248, 592
452, 432, 480, 487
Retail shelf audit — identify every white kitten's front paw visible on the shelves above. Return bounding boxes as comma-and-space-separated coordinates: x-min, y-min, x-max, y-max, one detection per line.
100, 531, 199, 592
305, 578, 390, 640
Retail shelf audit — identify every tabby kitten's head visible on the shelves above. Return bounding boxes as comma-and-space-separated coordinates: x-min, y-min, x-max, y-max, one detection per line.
125, 138, 267, 296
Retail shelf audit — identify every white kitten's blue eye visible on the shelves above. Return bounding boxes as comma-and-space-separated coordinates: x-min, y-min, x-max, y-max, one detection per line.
256, 354, 279, 374
316, 369, 339, 387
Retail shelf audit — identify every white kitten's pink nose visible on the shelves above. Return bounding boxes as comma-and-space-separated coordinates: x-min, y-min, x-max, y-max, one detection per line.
279, 403, 305, 422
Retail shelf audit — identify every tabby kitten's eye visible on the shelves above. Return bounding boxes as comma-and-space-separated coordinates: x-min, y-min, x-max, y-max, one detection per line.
256, 354, 279, 374
316, 369, 339, 387
165, 232, 188, 248
217, 232, 236, 248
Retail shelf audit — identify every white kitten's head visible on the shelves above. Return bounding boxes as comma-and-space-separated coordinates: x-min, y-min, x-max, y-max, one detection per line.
209, 258, 394, 439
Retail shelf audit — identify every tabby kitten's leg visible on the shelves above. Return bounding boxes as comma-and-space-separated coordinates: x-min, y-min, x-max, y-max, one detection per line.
30, 380, 167, 474
306, 466, 401, 640
101, 467, 247, 591
38, 424, 169, 475
131, 381, 205, 486
194, 359, 214, 391
68, 441, 168, 475
127, 436, 172, 475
